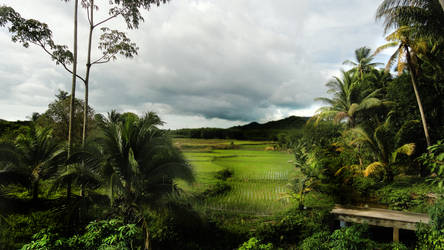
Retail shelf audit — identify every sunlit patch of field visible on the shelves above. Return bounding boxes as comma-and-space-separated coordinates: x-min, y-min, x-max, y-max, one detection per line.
174, 138, 299, 215
173, 138, 275, 152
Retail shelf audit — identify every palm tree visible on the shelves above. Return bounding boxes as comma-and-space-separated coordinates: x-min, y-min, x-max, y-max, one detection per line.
348, 120, 415, 182
376, 0, 444, 40
312, 70, 386, 128
343, 47, 383, 81
0, 126, 63, 200
375, 26, 431, 147
96, 111, 193, 249
50, 141, 103, 199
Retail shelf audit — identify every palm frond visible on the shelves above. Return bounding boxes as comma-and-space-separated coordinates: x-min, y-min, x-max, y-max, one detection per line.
335, 164, 361, 176
385, 48, 400, 72
0, 142, 22, 167
343, 59, 357, 66
391, 143, 416, 163
364, 161, 386, 177
0, 165, 31, 188
348, 103, 360, 117
374, 41, 398, 55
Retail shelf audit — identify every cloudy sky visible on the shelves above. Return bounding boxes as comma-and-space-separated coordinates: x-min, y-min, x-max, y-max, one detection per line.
0, 0, 391, 129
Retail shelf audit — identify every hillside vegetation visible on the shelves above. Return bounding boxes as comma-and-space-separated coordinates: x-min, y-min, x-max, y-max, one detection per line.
170, 116, 308, 141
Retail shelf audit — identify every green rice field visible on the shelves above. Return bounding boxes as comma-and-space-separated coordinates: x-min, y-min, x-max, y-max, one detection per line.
174, 138, 300, 215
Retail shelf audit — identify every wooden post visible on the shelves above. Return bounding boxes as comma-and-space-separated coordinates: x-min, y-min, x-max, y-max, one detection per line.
393, 227, 399, 242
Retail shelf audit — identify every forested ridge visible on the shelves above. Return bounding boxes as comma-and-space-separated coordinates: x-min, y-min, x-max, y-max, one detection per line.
170, 115, 309, 141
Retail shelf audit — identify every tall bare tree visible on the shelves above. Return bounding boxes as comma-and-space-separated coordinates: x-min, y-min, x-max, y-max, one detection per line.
68, 0, 79, 158
1, 1, 171, 146
79, 0, 170, 144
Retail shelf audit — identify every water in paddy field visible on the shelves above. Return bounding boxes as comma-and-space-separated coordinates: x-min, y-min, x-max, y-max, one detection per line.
182, 141, 296, 215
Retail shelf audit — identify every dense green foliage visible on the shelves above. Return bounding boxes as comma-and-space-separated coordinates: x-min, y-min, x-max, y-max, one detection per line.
170, 116, 307, 141
21, 219, 142, 250
35, 90, 95, 144
416, 199, 444, 249
419, 140, 444, 189
0, 120, 31, 141
237, 237, 273, 250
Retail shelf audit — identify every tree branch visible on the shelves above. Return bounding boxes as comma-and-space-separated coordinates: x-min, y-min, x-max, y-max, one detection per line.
93, 13, 119, 28
91, 52, 115, 65
37, 41, 86, 83
87, 6, 91, 25
92, 58, 111, 65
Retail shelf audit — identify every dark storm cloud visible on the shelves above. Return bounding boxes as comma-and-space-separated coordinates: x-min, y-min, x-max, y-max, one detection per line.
0, 0, 387, 128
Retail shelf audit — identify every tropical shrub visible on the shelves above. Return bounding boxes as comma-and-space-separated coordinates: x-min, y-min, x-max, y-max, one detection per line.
0, 125, 63, 200
215, 168, 233, 181
329, 224, 376, 250
21, 218, 142, 250
300, 231, 331, 250
352, 176, 381, 201
419, 140, 444, 189
416, 223, 444, 250
388, 242, 409, 250
0, 211, 62, 249
416, 198, 444, 249
376, 186, 427, 211
238, 237, 273, 250
255, 209, 329, 245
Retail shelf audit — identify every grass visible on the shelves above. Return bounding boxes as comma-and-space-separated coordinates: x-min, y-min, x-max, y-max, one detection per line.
175, 138, 299, 216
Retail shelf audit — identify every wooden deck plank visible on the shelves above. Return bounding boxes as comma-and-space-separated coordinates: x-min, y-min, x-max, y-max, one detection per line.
331, 205, 430, 231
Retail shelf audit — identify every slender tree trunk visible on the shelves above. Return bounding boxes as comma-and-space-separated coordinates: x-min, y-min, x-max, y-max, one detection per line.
386, 165, 394, 183
405, 46, 431, 147
439, 0, 444, 12
67, 181, 72, 200
67, 0, 79, 201
82, 0, 94, 145
32, 179, 39, 201
143, 218, 150, 250
82, 82, 88, 145
80, 183, 85, 197
298, 181, 305, 210
68, 0, 79, 156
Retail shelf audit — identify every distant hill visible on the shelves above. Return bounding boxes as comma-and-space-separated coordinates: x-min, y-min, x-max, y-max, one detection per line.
170, 116, 310, 140
0, 119, 32, 139
231, 116, 309, 131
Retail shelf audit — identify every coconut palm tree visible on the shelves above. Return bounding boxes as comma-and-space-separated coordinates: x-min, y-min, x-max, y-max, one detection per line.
376, 0, 444, 40
347, 120, 415, 182
0, 126, 63, 200
343, 47, 383, 81
312, 70, 387, 128
96, 111, 193, 249
98, 111, 193, 206
375, 26, 431, 147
